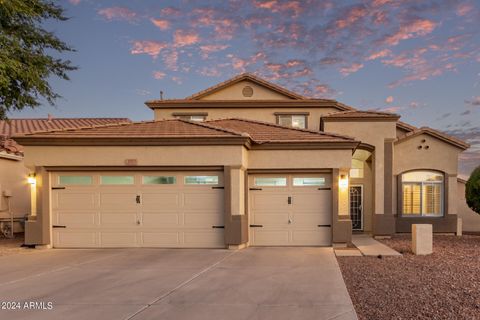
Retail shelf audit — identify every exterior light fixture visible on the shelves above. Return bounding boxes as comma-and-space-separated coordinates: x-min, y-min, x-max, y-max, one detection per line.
339, 174, 348, 188
27, 173, 36, 185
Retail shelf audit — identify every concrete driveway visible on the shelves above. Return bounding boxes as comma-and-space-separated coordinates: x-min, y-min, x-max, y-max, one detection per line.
0, 247, 357, 320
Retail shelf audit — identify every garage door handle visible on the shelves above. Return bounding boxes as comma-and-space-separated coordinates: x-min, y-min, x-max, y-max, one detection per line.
52, 225, 66, 228
249, 188, 262, 191
318, 187, 331, 190
212, 225, 225, 228
52, 187, 66, 190
136, 195, 141, 204
317, 225, 331, 227
211, 186, 224, 189
249, 224, 263, 228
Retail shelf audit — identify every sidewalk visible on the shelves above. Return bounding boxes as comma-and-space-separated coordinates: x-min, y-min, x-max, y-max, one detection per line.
351, 234, 402, 256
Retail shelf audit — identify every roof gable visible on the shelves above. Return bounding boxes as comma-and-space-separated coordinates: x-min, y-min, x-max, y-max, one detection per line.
186, 73, 305, 100
395, 127, 469, 150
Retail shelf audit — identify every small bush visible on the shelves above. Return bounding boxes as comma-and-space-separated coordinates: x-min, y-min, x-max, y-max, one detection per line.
466, 166, 480, 214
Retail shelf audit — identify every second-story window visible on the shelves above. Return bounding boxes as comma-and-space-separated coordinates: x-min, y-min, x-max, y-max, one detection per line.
275, 113, 308, 129
172, 113, 207, 122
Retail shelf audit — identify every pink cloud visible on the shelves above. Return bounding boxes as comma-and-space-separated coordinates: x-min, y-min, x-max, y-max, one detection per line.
174, 30, 200, 47
69, 0, 81, 5
253, 0, 303, 18
97, 7, 137, 22
199, 67, 222, 77
199, 44, 229, 58
381, 19, 437, 46
150, 18, 170, 30
340, 63, 364, 76
456, 3, 474, 16
366, 49, 391, 60
130, 41, 167, 59
335, 6, 367, 29
370, 0, 393, 7
385, 96, 394, 104
161, 7, 181, 16
153, 71, 166, 79
163, 50, 179, 71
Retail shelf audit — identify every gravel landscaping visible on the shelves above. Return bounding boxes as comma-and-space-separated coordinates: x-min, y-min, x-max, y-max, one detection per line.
337, 235, 480, 320
0, 234, 33, 257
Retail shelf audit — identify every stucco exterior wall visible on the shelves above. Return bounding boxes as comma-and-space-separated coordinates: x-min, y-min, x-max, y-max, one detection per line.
393, 133, 462, 233
247, 149, 352, 169
154, 107, 341, 131
457, 180, 480, 232
323, 121, 396, 217
22, 145, 247, 168
393, 134, 460, 175
0, 157, 30, 231
199, 80, 292, 100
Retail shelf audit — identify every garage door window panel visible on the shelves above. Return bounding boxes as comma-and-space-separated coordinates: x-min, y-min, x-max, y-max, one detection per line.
293, 177, 326, 187
143, 176, 176, 185
184, 176, 219, 185
254, 177, 287, 187
58, 175, 93, 185
100, 176, 134, 185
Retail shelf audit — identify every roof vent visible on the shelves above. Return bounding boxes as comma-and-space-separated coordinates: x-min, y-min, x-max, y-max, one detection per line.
242, 86, 253, 97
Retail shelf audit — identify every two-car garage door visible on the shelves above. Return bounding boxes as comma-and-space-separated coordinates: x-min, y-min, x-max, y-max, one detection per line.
52, 171, 225, 248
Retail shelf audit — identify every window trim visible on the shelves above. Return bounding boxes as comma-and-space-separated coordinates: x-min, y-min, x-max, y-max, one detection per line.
274, 112, 309, 129
399, 170, 445, 217
254, 177, 287, 187
172, 112, 208, 122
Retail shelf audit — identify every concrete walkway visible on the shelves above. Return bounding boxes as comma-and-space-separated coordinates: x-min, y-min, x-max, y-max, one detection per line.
352, 234, 402, 256
0, 247, 357, 320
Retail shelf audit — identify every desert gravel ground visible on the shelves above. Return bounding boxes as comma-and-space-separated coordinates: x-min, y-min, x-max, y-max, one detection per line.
0, 235, 35, 257
337, 235, 480, 320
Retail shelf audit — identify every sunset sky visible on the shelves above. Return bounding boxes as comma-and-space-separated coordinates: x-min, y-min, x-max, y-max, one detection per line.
10, 0, 480, 176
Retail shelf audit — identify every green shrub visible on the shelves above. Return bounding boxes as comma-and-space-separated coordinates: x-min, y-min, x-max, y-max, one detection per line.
466, 166, 480, 214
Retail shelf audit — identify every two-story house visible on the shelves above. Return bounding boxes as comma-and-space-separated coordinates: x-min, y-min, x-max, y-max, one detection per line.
15, 73, 470, 249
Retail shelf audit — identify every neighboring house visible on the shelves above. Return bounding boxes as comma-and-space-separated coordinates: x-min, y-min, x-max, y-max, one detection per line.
0, 118, 131, 233
457, 178, 480, 232
13, 74, 470, 249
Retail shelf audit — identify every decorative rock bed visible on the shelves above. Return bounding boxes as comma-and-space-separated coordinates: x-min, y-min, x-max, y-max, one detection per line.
337, 235, 480, 320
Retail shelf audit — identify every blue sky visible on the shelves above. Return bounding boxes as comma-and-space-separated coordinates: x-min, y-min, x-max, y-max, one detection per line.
9, 0, 480, 176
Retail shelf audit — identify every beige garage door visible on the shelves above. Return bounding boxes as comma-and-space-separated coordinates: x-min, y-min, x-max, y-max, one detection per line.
249, 174, 332, 246
51, 171, 225, 248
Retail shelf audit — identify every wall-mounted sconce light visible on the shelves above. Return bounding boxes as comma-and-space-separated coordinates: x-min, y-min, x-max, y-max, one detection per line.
27, 173, 36, 185
339, 174, 348, 188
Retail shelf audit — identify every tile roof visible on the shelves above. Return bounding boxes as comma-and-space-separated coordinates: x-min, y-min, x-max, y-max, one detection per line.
184, 73, 306, 100
0, 118, 131, 137
0, 138, 23, 156
395, 127, 470, 150
16, 118, 359, 149
322, 110, 400, 120
396, 121, 417, 132
15, 119, 241, 138
206, 118, 357, 143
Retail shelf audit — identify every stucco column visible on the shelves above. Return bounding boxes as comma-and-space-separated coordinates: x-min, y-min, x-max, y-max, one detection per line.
25, 167, 51, 246
373, 139, 396, 235
224, 166, 248, 247
447, 174, 457, 216
332, 168, 352, 245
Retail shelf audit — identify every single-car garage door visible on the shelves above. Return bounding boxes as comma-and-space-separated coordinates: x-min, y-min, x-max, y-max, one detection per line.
249, 174, 332, 246
51, 171, 225, 248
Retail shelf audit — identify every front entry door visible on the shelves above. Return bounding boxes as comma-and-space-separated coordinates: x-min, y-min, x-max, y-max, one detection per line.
349, 186, 363, 231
